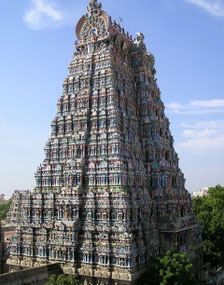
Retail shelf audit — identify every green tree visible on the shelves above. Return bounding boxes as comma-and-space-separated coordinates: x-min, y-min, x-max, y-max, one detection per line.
138, 251, 196, 285
193, 185, 224, 269
46, 274, 82, 285
156, 251, 196, 285
46, 275, 57, 285
0, 201, 11, 220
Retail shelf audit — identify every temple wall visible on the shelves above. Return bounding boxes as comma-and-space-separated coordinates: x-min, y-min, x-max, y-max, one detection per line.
0, 263, 61, 285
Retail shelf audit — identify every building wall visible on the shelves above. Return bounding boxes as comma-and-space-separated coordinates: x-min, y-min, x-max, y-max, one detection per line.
0, 219, 8, 274
0, 263, 61, 285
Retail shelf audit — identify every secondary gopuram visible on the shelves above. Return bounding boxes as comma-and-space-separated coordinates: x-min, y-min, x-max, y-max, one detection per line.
6, 1, 203, 284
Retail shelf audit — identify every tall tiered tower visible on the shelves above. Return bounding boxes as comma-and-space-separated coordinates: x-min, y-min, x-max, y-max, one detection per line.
7, 1, 202, 283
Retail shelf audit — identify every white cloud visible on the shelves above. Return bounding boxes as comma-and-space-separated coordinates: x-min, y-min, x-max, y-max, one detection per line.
181, 120, 224, 129
23, 0, 63, 30
182, 128, 218, 138
166, 99, 224, 114
166, 102, 185, 109
190, 99, 224, 107
179, 134, 224, 149
182, 129, 196, 138
177, 119, 224, 153
184, 167, 224, 193
185, 0, 224, 18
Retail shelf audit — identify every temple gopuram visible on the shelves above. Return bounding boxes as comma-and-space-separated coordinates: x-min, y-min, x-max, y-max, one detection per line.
7, 1, 203, 284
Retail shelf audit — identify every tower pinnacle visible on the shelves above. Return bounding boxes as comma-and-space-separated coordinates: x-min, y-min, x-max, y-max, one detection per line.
89, 0, 97, 7
88, 0, 102, 11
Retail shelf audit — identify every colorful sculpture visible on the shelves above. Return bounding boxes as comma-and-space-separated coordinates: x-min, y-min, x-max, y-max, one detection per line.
7, 1, 202, 284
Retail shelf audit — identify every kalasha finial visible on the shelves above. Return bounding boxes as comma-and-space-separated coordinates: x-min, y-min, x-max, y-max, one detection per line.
88, 0, 102, 11
89, 0, 97, 8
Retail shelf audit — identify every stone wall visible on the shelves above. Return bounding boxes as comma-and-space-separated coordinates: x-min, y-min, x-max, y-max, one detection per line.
0, 263, 61, 285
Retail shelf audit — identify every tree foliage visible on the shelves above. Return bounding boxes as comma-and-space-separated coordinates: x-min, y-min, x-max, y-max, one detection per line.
138, 251, 196, 285
156, 251, 196, 285
46, 274, 82, 285
193, 185, 224, 268
0, 201, 11, 220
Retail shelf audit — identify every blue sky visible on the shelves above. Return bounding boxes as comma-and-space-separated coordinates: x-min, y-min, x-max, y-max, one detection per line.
0, 0, 224, 195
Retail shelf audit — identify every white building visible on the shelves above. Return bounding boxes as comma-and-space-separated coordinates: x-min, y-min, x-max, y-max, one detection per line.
193, 187, 209, 197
